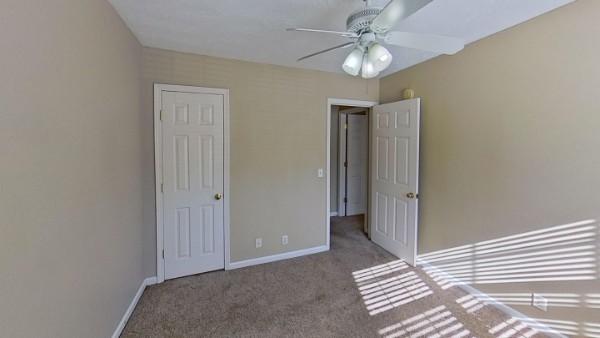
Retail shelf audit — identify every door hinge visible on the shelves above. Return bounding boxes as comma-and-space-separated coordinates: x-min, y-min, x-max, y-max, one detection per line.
160, 183, 164, 193
160, 109, 164, 121
344, 123, 348, 129
344, 161, 348, 168
162, 249, 164, 259
344, 197, 348, 203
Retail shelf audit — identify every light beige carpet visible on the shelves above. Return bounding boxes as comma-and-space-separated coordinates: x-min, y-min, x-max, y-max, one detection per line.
122, 216, 548, 337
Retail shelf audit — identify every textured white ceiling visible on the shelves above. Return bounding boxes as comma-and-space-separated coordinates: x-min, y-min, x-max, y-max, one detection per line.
109, 0, 574, 77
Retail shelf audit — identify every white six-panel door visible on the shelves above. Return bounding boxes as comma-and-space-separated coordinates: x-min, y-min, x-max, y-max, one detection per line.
162, 90, 225, 279
370, 99, 420, 266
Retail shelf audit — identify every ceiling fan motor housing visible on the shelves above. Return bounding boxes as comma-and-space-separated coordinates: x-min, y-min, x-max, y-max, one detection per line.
346, 8, 382, 33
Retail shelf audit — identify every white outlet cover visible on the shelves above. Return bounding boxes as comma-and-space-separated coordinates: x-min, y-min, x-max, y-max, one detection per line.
282, 235, 289, 245
532, 293, 548, 311
255, 238, 262, 248
317, 168, 324, 178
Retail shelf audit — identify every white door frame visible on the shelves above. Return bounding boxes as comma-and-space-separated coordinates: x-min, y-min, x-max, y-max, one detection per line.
338, 107, 368, 216
327, 98, 377, 249
154, 83, 231, 283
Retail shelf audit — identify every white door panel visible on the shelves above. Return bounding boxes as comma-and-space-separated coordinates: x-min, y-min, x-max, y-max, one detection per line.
162, 91, 225, 279
370, 99, 420, 266
346, 114, 368, 216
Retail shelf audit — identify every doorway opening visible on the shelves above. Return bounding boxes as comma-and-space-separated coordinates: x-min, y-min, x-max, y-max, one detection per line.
337, 107, 368, 217
326, 98, 421, 267
327, 99, 377, 245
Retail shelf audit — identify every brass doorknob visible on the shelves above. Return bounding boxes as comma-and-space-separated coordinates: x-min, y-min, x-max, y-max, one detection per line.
406, 192, 416, 199
214, 193, 223, 200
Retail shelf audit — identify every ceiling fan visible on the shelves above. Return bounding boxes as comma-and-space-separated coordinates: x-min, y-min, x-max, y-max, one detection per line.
287, 0, 464, 78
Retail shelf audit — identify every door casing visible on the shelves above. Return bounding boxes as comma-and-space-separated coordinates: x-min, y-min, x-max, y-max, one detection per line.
154, 83, 231, 283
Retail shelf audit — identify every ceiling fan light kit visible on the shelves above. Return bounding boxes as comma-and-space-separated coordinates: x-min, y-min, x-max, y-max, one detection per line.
287, 0, 464, 79
344, 42, 390, 78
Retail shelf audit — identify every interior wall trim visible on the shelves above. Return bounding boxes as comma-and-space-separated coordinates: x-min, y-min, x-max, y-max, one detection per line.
417, 260, 566, 338
228, 245, 328, 270
112, 277, 157, 338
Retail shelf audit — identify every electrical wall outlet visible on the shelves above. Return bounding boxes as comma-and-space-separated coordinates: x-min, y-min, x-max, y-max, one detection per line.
317, 168, 324, 178
255, 238, 262, 248
532, 293, 548, 311
282, 235, 288, 245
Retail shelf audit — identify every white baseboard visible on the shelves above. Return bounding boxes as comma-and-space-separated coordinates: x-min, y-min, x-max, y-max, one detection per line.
418, 260, 565, 338
330, 211, 338, 216
228, 245, 329, 270
112, 276, 157, 338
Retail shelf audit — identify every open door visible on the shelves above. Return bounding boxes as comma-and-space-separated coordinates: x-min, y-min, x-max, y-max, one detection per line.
370, 98, 420, 266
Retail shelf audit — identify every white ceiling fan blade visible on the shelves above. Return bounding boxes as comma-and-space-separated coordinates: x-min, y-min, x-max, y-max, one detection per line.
297, 42, 355, 62
371, 0, 433, 34
384, 31, 464, 55
287, 28, 358, 38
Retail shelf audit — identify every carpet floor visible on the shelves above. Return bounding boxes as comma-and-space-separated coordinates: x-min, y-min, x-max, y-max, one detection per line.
122, 216, 548, 338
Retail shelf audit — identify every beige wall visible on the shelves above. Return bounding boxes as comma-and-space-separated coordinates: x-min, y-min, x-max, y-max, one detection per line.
0, 1, 144, 337
5, 0, 595, 334
381, 0, 599, 334
142, 48, 378, 273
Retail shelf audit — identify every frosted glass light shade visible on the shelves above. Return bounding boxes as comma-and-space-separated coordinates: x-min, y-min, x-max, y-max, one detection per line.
361, 55, 379, 79
342, 48, 364, 76
367, 43, 392, 72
